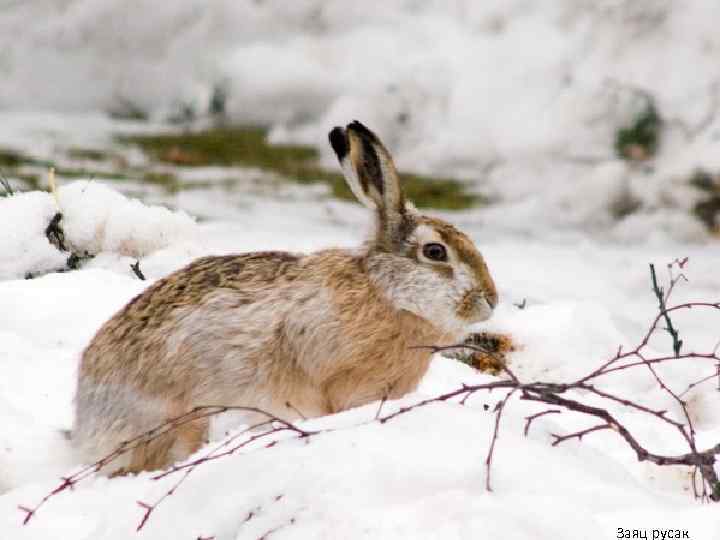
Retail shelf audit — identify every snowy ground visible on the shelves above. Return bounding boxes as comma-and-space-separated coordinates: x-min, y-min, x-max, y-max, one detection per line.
1, 169, 719, 539
1, 1, 720, 538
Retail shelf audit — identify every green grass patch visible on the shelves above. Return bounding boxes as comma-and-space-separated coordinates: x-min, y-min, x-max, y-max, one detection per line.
54, 167, 128, 181
0, 148, 52, 168
0, 172, 43, 196
614, 97, 662, 161
118, 126, 482, 209
0, 148, 48, 194
0, 146, 184, 195
0, 148, 25, 168
59, 167, 180, 193
13, 173, 41, 191
66, 148, 114, 161
143, 171, 180, 193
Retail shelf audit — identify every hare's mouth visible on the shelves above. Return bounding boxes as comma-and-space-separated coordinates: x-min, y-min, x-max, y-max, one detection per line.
457, 289, 494, 322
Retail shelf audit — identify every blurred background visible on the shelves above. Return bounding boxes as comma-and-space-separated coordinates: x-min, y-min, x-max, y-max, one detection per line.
1, 0, 719, 243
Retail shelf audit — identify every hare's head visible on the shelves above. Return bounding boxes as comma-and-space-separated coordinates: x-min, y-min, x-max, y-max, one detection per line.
329, 121, 497, 336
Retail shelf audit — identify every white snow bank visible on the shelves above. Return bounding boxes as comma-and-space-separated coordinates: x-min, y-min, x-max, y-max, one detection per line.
2, 360, 719, 539
1, 2, 719, 239
0, 191, 68, 280
0, 268, 146, 496
0, 198, 718, 537
0, 181, 198, 280
58, 181, 197, 258
0, 397, 74, 494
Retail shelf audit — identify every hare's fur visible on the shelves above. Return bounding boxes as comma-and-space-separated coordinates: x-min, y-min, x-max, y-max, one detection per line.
74, 121, 497, 473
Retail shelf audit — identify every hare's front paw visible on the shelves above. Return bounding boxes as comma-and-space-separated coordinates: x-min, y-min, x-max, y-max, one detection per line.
444, 332, 518, 375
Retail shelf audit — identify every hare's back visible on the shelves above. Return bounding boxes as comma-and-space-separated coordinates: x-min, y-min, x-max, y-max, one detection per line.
79, 252, 305, 378
108, 252, 302, 328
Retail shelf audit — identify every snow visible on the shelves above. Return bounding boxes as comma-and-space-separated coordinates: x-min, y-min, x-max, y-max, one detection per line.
1, 2, 719, 239
0, 181, 198, 280
1, 181, 719, 539
0, 1, 720, 538
0, 191, 68, 280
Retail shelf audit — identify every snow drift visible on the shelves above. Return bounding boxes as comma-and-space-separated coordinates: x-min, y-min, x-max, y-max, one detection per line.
0, 180, 197, 280
0, 1, 719, 239
0, 183, 719, 538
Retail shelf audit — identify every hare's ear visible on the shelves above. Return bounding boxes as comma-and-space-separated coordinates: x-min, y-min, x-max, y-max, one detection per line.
329, 121, 407, 240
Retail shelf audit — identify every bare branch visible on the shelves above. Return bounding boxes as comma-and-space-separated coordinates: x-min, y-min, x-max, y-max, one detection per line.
485, 390, 515, 491
524, 410, 562, 437
650, 263, 682, 357
551, 424, 612, 446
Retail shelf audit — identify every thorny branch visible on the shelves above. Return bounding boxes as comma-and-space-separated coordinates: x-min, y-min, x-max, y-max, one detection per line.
20, 260, 720, 532
484, 390, 515, 491
523, 409, 561, 436
19, 406, 319, 530
550, 423, 611, 446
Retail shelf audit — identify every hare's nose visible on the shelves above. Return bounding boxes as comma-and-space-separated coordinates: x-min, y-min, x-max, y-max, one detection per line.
477, 261, 497, 310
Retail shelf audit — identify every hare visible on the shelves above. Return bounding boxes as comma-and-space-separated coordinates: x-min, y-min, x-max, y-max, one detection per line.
73, 121, 498, 474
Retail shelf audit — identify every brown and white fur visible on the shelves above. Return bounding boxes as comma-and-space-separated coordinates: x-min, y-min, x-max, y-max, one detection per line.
73, 121, 498, 474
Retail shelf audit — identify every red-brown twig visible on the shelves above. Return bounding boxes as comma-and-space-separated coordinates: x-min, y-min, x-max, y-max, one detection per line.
484, 390, 515, 491
19, 406, 319, 530
680, 372, 720, 397
524, 410, 562, 437
551, 424, 612, 446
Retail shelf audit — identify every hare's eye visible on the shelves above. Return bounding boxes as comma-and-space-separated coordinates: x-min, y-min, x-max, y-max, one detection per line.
422, 243, 448, 262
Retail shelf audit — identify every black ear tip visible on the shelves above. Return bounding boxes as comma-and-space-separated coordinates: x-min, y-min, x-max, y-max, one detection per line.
349, 119, 366, 130
328, 126, 348, 161
347, 120, 378, 142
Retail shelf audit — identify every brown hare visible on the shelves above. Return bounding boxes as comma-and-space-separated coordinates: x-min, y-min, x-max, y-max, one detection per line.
73, 121, 498, 474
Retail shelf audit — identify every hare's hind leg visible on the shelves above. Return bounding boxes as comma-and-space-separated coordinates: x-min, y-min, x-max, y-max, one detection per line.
174, 415, 210, 460
120, 412, 210, 475
123, 432, 177, 475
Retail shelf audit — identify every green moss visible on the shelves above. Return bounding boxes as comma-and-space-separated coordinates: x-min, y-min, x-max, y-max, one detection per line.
143, 171, 180, 193
57, 166, 181, 194
66, 148, 113, 161
0, 149, 24, 168
180, 178, 243, 191
0, 148, 52, 168
14, 173, 41, 191
614, 97, 662, 161
0, 169, 41, 195
118, 126, 482, 209
119, 127, 315, 168
0, 152, 125, 183
54, 167, 128, 181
